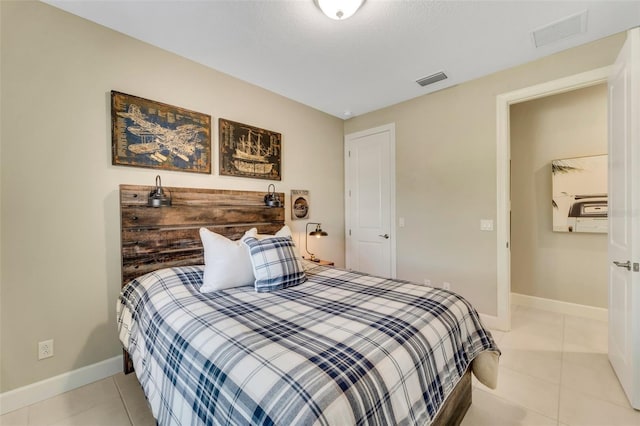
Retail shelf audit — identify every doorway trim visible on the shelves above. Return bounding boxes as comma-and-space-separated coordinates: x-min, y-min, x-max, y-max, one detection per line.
495, 66, 612, 331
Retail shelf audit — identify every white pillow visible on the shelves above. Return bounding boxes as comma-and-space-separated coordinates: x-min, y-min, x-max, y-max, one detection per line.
199, 228, 255, 293
244, 224, 292, 240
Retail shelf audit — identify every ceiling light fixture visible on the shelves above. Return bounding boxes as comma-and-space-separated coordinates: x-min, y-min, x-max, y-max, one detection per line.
315, 0, 365, 20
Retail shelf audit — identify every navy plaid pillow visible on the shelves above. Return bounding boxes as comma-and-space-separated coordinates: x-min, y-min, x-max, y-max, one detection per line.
243, 236, 307, 292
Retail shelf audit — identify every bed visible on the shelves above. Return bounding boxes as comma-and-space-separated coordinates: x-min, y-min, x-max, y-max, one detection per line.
117, 184, 500, 425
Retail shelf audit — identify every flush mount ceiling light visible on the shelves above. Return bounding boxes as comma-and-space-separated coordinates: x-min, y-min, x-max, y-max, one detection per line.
314, 0, 365, 20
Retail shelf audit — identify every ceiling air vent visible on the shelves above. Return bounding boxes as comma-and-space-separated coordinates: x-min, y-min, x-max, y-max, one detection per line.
416, 71, 447, 87
532, 10, 588, 48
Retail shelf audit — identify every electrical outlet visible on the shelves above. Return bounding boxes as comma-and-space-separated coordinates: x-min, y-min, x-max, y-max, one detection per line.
443, 282, 451, 290
38, 339, 54, 360
424, 279, 431, 286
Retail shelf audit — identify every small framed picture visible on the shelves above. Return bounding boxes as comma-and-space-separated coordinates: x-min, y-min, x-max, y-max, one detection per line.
291, 190, 310, 220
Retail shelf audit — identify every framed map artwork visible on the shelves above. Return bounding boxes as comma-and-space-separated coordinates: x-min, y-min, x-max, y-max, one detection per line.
111, 91, 211, 174
219, 118, 281, 180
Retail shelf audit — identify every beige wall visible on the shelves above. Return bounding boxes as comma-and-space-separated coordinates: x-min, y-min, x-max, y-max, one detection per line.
0, 1, 344, 392
344, 33, 625, 316
510, 84, 608, 308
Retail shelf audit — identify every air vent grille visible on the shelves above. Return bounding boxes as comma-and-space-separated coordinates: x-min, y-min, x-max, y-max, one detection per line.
416, 71, 447, 87
532, 10, 588, 48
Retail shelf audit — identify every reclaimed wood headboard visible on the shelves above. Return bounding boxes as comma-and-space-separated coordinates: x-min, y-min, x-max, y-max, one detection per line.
119, 184, 285, 287
119, 184, 284, 373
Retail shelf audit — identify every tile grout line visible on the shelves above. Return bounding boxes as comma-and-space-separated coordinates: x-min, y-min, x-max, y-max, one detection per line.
557, 313, 565, 426
112, 376, 135, 426
557, 318, 637, 413
511, 305, 564, 423
481, 307, 563, 422
473, 386, 559, 424
489, 362, 563, 421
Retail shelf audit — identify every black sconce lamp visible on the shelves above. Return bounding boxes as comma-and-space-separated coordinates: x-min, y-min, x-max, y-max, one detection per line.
264, 183, 282, 207
148, 175, 172, 207
305, 222, 328, 261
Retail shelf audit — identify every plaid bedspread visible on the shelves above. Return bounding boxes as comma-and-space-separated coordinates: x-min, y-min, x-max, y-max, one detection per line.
117, 263, 499, 426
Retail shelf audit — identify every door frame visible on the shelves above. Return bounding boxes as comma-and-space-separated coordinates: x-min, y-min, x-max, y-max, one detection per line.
495, 66, 612, 331
344, 123, 397, 278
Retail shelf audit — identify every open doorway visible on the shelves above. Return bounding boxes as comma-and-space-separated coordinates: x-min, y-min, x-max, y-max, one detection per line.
509, 84, 608, 313
495, 66, 611, 331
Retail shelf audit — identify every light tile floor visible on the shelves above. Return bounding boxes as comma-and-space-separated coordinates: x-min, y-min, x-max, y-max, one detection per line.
2, 305, 639, 425
462, 305, 639, 426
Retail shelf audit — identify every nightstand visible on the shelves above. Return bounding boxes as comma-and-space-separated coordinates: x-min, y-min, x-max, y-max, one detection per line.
303, 257, 334, 267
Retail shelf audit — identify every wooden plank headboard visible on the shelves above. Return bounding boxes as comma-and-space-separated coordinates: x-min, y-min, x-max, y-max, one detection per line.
120, 184, 285, 287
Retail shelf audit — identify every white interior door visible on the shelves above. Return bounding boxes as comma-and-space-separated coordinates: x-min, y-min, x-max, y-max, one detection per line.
345, 124, 396, 278
608, 27, 640, 410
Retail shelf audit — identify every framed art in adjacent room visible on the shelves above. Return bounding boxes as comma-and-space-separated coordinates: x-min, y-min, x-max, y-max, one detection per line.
552, 154, 607, 233
219, 118, 281, 180
291, 190, 310, 220
111, 91, 211, 174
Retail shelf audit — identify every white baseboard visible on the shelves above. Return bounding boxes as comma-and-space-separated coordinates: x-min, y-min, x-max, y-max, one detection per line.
511, 292, 608, 322
0, 355, 123, 415
479, 313, 502, 331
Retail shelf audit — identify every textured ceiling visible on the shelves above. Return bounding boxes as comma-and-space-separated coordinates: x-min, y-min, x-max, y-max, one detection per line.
43, 0, 640, 119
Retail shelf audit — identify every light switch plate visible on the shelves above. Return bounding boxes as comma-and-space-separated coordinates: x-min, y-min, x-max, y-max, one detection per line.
480, 219, 494, 231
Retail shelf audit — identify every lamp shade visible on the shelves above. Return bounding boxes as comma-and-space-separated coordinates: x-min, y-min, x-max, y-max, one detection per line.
309, 225, 328, 237
315, 0, 365, 20
305, 222, 328, 261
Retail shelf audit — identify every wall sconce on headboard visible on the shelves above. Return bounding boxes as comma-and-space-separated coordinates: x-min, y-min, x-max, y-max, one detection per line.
264, 183, 282, 207
148, 175, 172, 207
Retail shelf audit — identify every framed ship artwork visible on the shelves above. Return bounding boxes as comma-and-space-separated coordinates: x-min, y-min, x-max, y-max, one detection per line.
111, 91, 211, 173
218, 118, 281, 180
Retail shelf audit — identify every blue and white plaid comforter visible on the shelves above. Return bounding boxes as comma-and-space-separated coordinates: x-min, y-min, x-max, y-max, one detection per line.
117, 263, 499, 426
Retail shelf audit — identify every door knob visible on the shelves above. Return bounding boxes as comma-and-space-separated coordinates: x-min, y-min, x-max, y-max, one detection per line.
613, 260, 631, 271
379, 234, 389, 239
